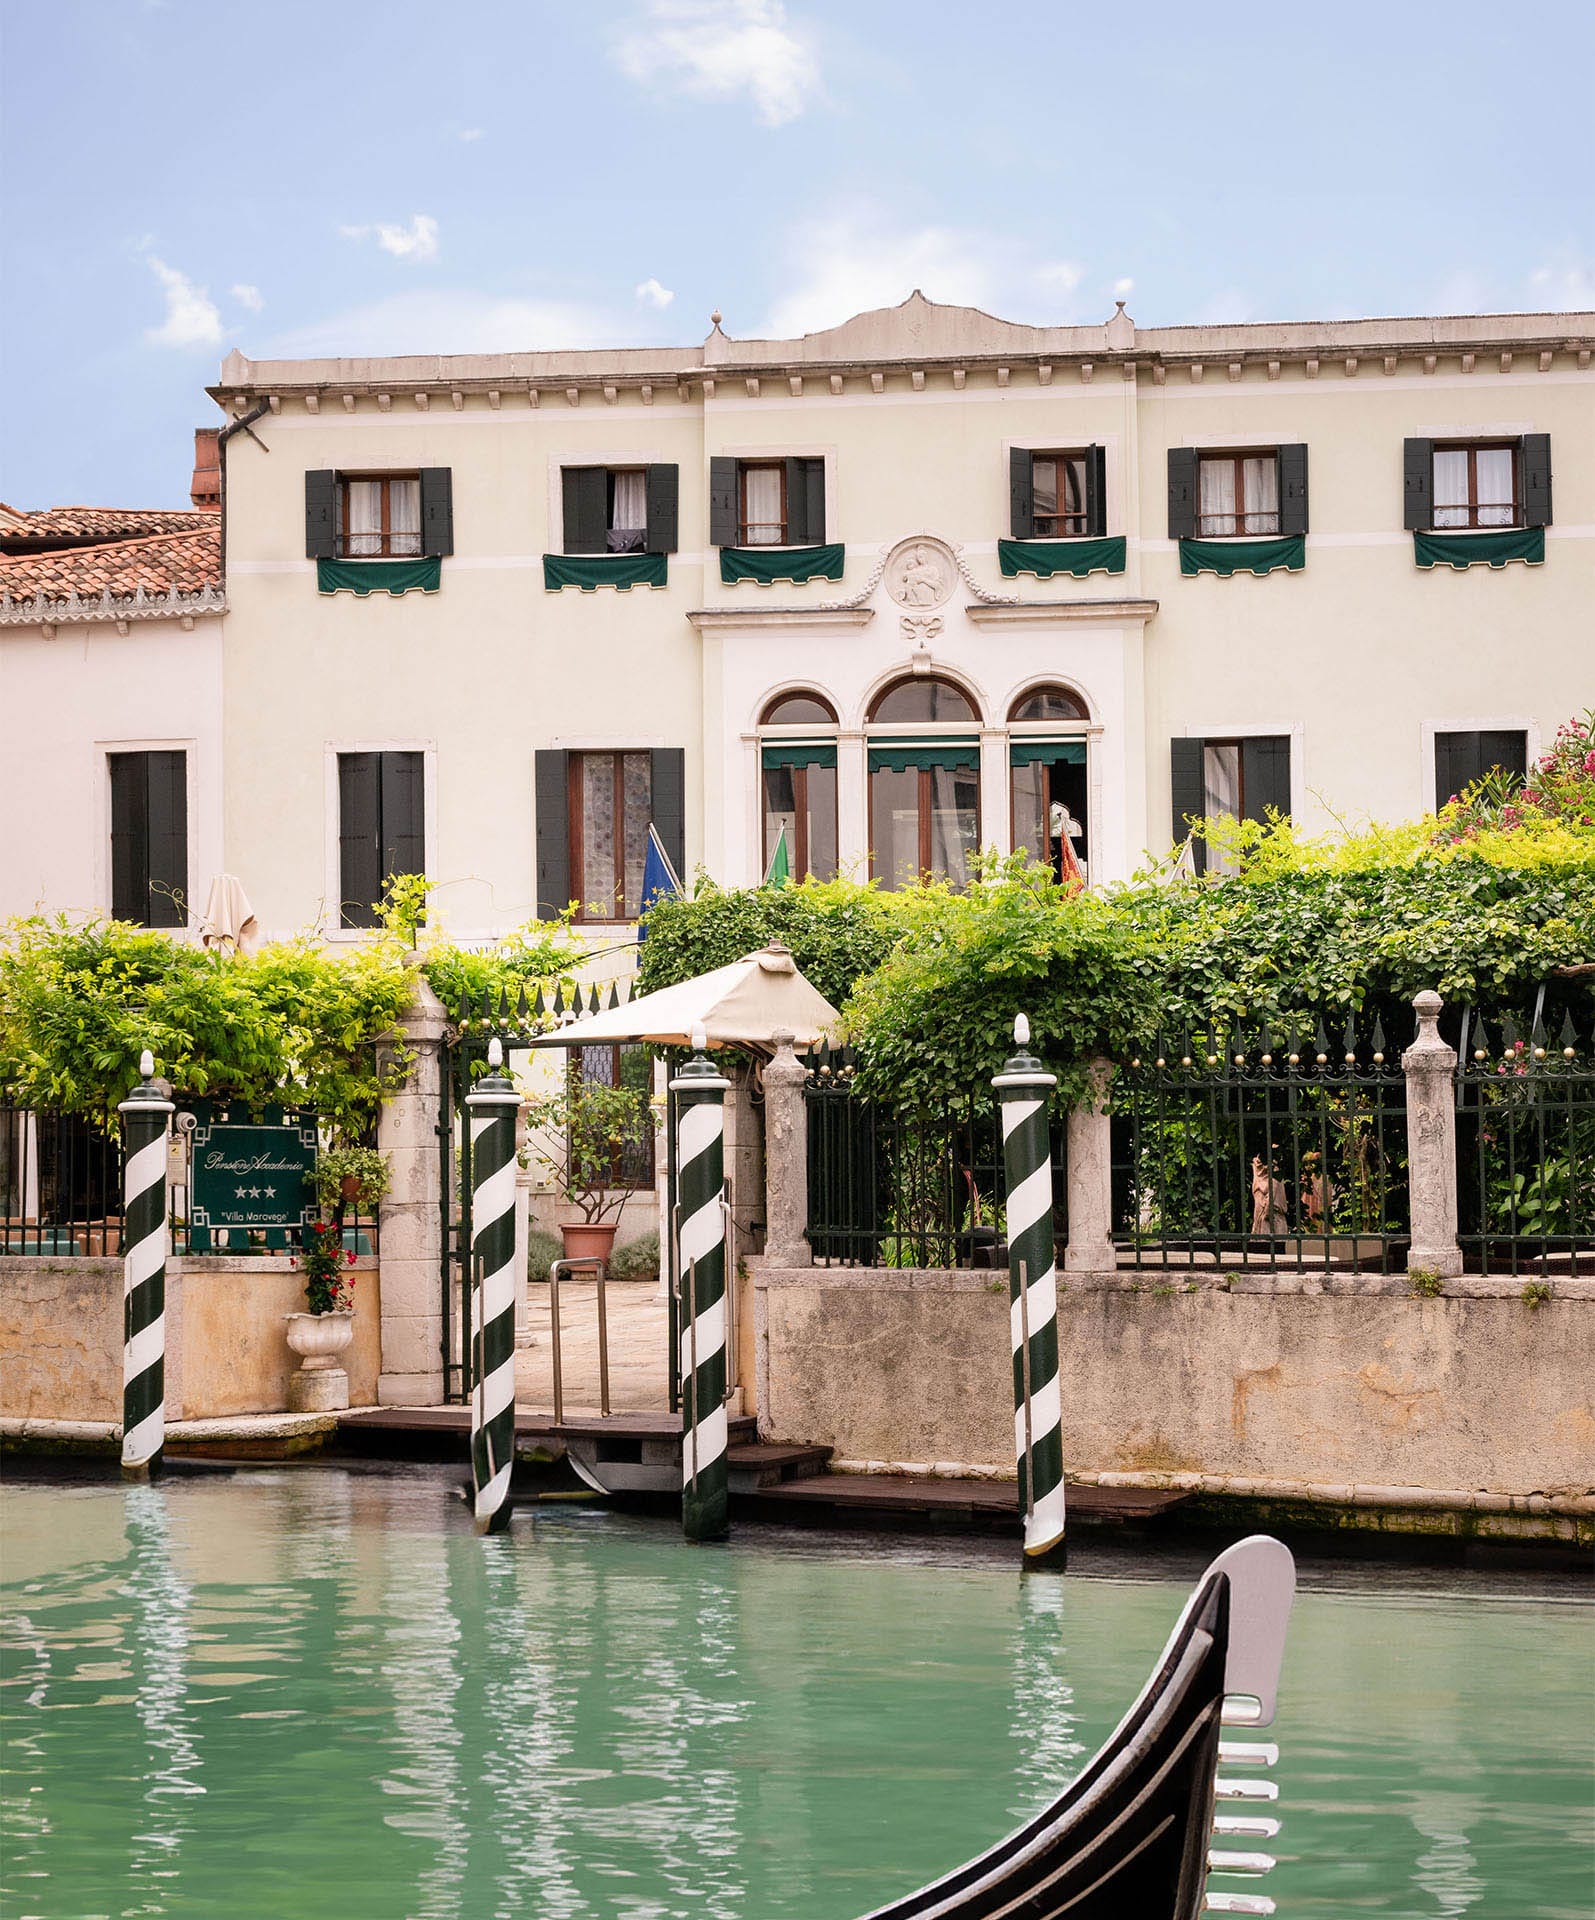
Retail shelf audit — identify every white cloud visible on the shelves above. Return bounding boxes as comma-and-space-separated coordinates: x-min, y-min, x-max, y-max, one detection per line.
615, 0, 820, 127
635, 276, 675, 309
339, 214, 440, 263
458, 127, 485, 142
1527, 253, 1595, 310
143, 254, 224, 348
232, 282, 265, 312
1113, 276, 1135, 299
264, 288, 628, 358
757, 206, 1099, 337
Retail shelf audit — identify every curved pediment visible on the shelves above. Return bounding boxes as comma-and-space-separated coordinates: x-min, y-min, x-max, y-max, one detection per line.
705, 289, 1128, 365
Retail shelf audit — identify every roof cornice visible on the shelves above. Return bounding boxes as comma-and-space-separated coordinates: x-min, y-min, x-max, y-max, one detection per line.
0, 584, 226, 632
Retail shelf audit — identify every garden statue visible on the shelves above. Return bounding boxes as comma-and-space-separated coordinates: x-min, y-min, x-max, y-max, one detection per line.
1250, 1156, 1289, 1236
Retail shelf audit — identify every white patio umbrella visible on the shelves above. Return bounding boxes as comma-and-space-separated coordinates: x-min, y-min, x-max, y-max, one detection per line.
526, 942, 840, 1055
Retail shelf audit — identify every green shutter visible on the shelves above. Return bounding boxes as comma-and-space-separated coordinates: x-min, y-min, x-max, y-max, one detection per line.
1170, 738, 1206, 873
338, 753, 382, 929
709, 457, 739, 547
1242, 736, 1291, 823
419, 467, 453, 557
1521, 434, 1552, 526
562, 468, 607, 554
304, 470, 338, 559
1403, 439, 1433, 532
650, 748, 686, 881
535, 750, 570, 920
381, 751, 426, 889
108, 754, 146, 923
145, 749, 188, 927
1086, 444, 1107, 538
1009, 447, 1034, 538
1278, 444, 1309, 537
645, 463, 679, 553
783, 455, 825, 545
1167, 449, 1197, 540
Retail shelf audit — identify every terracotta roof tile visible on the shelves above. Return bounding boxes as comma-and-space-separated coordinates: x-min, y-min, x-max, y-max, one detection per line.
2, 505, 215, 543
0, 523, 222, 601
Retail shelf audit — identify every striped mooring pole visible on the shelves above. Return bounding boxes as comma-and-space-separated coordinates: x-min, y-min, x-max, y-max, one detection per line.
672, 1024, 731, 1543
119, 1050, 174, 1481
993, 1015, 1067, 1568
467, 1038, 521, 1534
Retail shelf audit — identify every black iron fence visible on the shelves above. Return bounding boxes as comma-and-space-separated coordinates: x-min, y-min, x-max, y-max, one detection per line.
1457, 1005, 1595, 1274
804, 1043, 1067, 1268
1109, 1018, 1409, 1273
0, 1103, 122, 1255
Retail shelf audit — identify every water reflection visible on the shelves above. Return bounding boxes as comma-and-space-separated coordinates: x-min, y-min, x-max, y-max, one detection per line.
1, 1473, 1589, 1920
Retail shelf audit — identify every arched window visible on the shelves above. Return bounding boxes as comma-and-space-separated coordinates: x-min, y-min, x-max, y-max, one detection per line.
759, 689, 838, 881
1008, 686, 1090, 884
866, 675, 981, 889
1008, 685, 1088, 723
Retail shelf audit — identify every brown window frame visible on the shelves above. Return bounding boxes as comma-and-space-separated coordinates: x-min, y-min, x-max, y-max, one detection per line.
1195, 450, 1281, 538
567, 750, 651, 925
762, 761, 840, 880
867, 764, 982, 886
570, 1043, 656, 1189
1029, 450, 1090, 539
1432, 441, 1520, 530
738, 462, 787, 545
337, 473, 422, 559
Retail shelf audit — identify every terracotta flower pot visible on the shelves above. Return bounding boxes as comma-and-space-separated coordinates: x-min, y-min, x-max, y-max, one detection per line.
560, 1221, 619, 1264
284, 1309, 355, 1371
339, 1174, 362, 1202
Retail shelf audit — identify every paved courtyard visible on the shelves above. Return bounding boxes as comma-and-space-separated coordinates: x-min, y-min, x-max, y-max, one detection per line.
514, 1278, 671, 1414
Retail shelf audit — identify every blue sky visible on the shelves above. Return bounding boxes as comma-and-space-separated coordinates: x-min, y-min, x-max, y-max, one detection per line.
4, 0, 1592, 507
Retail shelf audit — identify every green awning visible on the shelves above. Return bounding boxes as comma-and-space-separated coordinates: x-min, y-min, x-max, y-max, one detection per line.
722, 543, 845, 586
1009, 739, 1087, 768
317, 556, 441, 597
1179, 535, 1305, 578
543, 552, 668, 591
998, 536, 1126, 580
868, 743, 980, 773
762, 743, 838, 770
1414, 527, 1545, 570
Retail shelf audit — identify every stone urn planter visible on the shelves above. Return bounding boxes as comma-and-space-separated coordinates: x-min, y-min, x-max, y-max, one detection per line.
560, 1220, 619, 1264
284, 1309, 354, 1412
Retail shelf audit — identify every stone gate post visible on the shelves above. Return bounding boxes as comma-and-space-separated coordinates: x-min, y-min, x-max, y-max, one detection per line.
761, 1030, 811, 1268
376, 966, 449, 1405
1064, 1056, 1116, 1272
1403, 989, 1463, 1278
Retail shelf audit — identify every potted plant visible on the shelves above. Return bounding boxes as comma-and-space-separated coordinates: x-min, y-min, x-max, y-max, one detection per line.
522, 1070, 655, 1262
284, 1219, 359, 1408
313, 1144, 391, 1212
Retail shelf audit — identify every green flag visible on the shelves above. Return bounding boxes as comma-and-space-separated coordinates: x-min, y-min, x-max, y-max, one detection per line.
763, 825, 790, 888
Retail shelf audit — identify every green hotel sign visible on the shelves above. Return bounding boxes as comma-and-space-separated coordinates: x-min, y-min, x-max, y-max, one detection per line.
189, 1108, 317, 1234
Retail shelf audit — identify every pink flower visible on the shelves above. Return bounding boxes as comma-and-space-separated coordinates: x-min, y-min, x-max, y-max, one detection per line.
1583, 752, 1595, 774
346, 1250, 357, 1264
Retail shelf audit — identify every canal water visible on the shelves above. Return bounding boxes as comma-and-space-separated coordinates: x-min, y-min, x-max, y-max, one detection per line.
1, 1470, 1589, 1919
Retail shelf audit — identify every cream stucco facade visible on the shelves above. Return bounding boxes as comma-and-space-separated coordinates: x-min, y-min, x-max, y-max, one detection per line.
192, 295, 1591, 942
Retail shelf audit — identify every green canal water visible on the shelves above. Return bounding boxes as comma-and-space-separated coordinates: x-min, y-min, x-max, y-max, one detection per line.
1, 1471, 1589, 1920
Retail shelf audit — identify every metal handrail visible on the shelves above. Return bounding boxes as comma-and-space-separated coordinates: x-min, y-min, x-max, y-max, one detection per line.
546, 1254, 612, 1423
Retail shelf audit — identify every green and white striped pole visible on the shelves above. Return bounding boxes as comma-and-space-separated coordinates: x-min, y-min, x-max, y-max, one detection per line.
467, 1037, 521, 1534
994, 1015, 1067, 1569
672, 1023, 731, 1543
119, 1050, 174, 1481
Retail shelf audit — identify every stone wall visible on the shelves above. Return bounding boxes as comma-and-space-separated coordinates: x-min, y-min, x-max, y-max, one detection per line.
754, 1264, 1595, 1505
0, 1256, 382, 1423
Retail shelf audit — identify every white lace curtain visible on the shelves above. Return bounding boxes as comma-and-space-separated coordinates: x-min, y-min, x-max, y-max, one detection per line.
1198, 456, 1278, 535
345, 477, 420, 556
742, 466, 784, 544
608, 471, 647, 549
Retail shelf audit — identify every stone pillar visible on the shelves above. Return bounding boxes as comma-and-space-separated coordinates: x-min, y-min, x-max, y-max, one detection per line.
1064, 1057, 1116, 1272
377, 966, 449, 1405
762, 1030, 811, 1268
1403, 989, 1463, 1279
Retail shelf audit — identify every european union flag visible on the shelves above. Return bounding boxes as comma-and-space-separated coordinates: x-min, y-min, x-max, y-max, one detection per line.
637, 823, 682, 940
